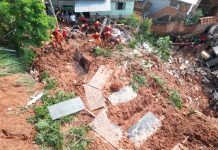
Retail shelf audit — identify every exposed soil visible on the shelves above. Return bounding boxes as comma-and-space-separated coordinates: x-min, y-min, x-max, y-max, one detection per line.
1, 33, 218, 149
0, 74, 42, 150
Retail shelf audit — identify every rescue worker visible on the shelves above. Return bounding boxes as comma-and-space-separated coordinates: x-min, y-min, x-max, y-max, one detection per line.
104, 31, 112, 40
80, 15, 87, 23
104, 25, 112, 32
53, 28, 64, 50
94, 21, 101, 32
92, 32, 101, 45
62, 28, 70, 44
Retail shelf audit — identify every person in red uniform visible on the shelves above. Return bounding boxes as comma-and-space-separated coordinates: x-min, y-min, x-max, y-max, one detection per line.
104, 25, 112, 32
94, 21, 101, 32
62, 29, 69, 44
80, 23, 89, 36
80, 16, 87, 23
104, 31, 112, 39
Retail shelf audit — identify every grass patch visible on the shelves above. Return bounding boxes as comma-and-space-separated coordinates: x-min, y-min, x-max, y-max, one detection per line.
170, 90, 183, 109
14, 73, 36, 87
28, 91, 90, 149
40, 71, 57, 90
0, 51, 26, 76
94, 47, 112, 57
131, 74, 146, 92
65, 126, 91, 150
116, 44, 124, 51
150, 73, 165, 87
128, 39, 138, 49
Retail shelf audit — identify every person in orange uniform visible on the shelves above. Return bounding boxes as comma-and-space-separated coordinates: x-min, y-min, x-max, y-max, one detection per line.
53, 28, 64, 50
94, 21, 101, 32
92, 32, 101, 45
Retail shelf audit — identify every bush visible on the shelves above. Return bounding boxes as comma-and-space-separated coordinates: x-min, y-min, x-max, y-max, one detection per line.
156, 36, 172, 61
66, 126, 91, 150
123, 14, 140, 28
170, 90, 183, 109
40, 71, 57, 90
21, 47, 36, 67
94, 47, 112, 57
128, 39, 138, 49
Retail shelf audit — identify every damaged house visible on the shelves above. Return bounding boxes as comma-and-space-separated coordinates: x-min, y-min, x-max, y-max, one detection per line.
134, 0, 209, 34
50, 0, 135, 18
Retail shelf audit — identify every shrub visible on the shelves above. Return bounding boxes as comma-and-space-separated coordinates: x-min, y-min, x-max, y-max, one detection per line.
40, 71, 57, 90
170, 90, 183, 109
66, 126, 91, 150
156, 36, 172, 61
128, 39, 138, 49
94, 47, 112, 57
116, 44, 124, 51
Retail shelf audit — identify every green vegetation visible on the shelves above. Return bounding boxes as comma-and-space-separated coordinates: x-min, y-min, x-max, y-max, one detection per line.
0, 0, 55, 66
28, 91, 89, 149
128, 39, 138, 49
150, 73, 165, 87
15, 73, 36, 87
131, 74, 147, 92
170, 90, 183, 109
117, 14, 140, 28
65, 126, 91, 150
40, 71, 57, 90
0, 50, 25, 76
155, 36, 172, 61
94, 47, 112, 57
116, 44, 124, 51
185, 9, 203, 25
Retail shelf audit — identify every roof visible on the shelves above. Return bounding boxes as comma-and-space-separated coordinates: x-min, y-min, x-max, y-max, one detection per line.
75, 0, 111, 12
178, 0, 199, 5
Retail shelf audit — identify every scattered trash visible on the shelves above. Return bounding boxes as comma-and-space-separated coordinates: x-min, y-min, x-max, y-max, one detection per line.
90, 109, 123, 148
108, 86, 137, 105
83, 84, 105, 111
48, 97, 85, 120
27, 91, 44, 107
206, 57, 218, 68
128, 112, 162, 147
201, 50, 211, 60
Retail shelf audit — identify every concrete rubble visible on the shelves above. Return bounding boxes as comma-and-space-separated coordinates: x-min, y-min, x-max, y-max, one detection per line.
84, 65, 113, 110
127, 112, 162, 147
48, 97, 85, 120
108, 86, 137, 105
90, 109, 124, 148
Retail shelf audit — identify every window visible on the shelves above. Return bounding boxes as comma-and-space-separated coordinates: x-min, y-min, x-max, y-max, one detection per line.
116, 2, 125, 10
170, 1, 180, 9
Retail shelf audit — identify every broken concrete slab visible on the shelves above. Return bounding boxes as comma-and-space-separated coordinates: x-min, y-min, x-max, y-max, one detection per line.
108, 86, 137, 105
48, 97, 85, 120
83, 84, 105, 111
88, 65, 113, 90
128, 112, 162, 147
90, 109, 123, 148
27, 91, 44, 107
74, 49, 90, 72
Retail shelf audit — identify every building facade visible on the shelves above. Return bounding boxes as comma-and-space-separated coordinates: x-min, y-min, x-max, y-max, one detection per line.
50, 0, 134, 18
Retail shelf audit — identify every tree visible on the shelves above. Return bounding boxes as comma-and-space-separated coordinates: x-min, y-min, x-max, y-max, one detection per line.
0, 0, 55, 49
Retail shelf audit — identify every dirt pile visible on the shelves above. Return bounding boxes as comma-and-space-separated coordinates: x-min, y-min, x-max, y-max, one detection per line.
32, 33, 218, 150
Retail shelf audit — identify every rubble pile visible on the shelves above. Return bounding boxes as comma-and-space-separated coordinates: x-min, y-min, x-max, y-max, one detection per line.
32, 31, 218, 149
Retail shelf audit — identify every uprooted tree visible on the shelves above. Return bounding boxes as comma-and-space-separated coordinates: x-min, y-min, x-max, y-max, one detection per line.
0, 0, 55, 66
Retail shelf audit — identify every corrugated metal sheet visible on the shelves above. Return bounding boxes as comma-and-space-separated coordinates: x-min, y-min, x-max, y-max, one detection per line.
75, 0, 111, 12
